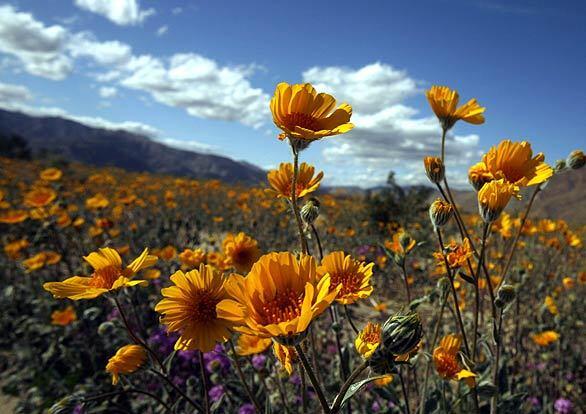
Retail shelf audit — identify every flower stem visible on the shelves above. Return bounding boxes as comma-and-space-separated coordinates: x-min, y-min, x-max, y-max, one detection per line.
401, 260, 412, 304
343, 305, 360, 335
198, 351, 210, 414
472, 222, 489, 359
499, 186, 540, 282
295, 343, 331, 414
330, 360, 369, 414
290, 142, 309, 254
398, 368, 411, 414
491, 309, 504, 414
228, 339, 263, 413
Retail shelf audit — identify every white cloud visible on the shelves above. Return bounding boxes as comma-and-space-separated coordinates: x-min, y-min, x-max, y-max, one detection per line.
171, 7, 183, 15
302, 63, 483, 188
0, 81, 33, 103
98, 86, 117, 98
156, 25, 168, 36
68, 32, 132, 66
157, 138, 217, 154
0, 5, 72, 80
112, 53, 269, 128
74, 0, 155, 26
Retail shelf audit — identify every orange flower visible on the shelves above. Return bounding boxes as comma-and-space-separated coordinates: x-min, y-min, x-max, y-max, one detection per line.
317, 251, 374, 305
179, 248, 206, 268
482, 140, 553, 187
51, 306, 77, 326
531, 330, 559, 347
355, 322, 381, 358
4, 239, 29, 259
236, 334, 272, 356
106, 345, 146, 385
434, 238, 473, 271
267, 162, 323, 200
222, 232, 261, 273
24, 187, 57, 208
40, 168, 63, 181
86, 193, 109, 209
426, 86, 485, 130
433, 334, 476, 386
270, 82, 353, 142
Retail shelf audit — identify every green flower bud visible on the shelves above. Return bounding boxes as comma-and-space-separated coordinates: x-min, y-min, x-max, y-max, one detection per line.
567, 150, 585, 170
368, 347, 397, 374
381, 312, 423, 356
300, 197, 320, 226
495, 284, 516, 308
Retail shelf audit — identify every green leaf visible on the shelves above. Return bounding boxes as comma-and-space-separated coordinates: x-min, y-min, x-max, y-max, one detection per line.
335, 375, 389, 410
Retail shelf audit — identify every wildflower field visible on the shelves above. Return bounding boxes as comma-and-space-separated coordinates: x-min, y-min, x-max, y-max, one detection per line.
1, 84, 584, 414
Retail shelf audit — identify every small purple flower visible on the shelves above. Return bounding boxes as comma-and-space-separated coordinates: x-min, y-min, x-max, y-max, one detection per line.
239, 403, 256, 414
554, 398, 573, 414
209, 385, 225, 403
204, 344, 230, 373
371, 401, 381, 412
536, 362, 546, 371
289, 374, 301, 386
356, 245, 371, 256
251, 354, 266, 370
72, 405, 85, 414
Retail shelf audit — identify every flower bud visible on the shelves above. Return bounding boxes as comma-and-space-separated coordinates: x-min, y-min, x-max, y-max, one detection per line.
399, 232, 414, 251
97, 321, 115, 336
380, 312, 423, 356
468, 162, 493, 192
495, 284, 516, 308
429, 199, 454, 227
566, 150, 585, 170
300, 197, 320, 226
554, 159, 567, 173
368, 347, 397, 374
423, 156, 445, 184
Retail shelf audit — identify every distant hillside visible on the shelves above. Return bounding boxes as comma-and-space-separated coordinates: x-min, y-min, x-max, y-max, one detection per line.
430, 168, 586, 225
0, 108, 265, 184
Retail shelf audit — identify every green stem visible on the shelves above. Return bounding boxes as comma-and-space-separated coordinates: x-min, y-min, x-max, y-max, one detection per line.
295, 344, 331, 414
228, 339, 263, 413
398, 368, 411, 414
343, 305, 360, 335
198, 350, 210, 414
290, 143, 309, 254
330, 360, 369, 414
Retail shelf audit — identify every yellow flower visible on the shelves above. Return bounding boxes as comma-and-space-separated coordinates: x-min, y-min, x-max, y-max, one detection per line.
544, 295, 558, 315
217, 252, 339, 342
178, 248, 206, 268
106, 345, 147, 385
482, 140, 553, 187
384, 231, 416, 256
0, 209, 29, 224
478, 179, 518, 222
433, 238, 473, 271
86, 193, 109, 209
531, 330, 560, 347
373, 375, 394, 387
273, 342, 296, 375
40, 167, 62, 181
236, 334, 272, 356
43, 248, 156, 300
355, 322, 381, 359
433, 334, 476, 387
562, 277, 574, 290
267, 162, 323, 200
317, 251, 374, 305
155, 264, 234, 352
270, 82, 353, 142
426, 86, 485, 130
468, 161, 494, 191
24, 187, 57, 208
4, 238, 29, 259
51, 306, 77, 326
23, 251, 61, 272
222, 232, 261, 274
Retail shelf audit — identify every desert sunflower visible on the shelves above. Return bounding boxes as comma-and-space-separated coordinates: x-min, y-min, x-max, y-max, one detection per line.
24, 187, 57, 208
40, 167, 62, 181
217, 252, 339, 344
355, 322, 382, 359
0, 209, 28, 224
433, 334, 476, 387
478, 179, 518, 222
222, 232, 261, 273
236, 334, 272, 356
482, 140, 553, 187
51, 306, 77, 326
106, 344, 147, 385
155, 264, 235, 352
468, 161, 494, 191
43, 248, 156, 300
426, 85, 485, 130
531, 330, 560, 347
317, 251, 374, 305
270, 82, 354, 142
267, 162, 323, 199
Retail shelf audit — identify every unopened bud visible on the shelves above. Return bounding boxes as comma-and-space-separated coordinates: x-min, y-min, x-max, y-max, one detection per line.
399, 232, 413, 251
554, 159, 567, 173
300, 197, 320, 226
429, 199, 454, 227
381, 312, 423, 356
368, 347, 396, 374
567, 150, 585, 170
423, 156, 445, 184
495, 284, 516, 308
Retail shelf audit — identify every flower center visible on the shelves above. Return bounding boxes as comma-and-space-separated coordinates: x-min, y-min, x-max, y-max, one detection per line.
89, 265, 122, 289
330, 269, 362, 297
434, 350, 460, 378
189, 290, 219, 322
262, 288, 304, 325
283, 112, 320, 132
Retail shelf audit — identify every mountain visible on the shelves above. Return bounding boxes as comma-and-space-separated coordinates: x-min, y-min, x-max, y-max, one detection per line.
430, 168, 586, 225
0, 108, 265, 184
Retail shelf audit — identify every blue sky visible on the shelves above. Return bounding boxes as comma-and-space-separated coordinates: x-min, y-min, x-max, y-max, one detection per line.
0, 0, 584, 187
